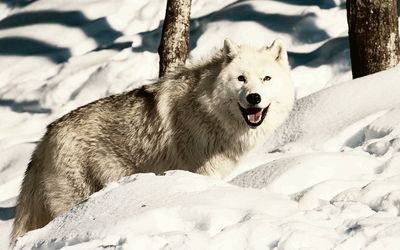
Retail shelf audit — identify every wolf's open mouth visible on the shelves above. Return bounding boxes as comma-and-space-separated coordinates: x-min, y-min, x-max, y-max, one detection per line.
239, 104, 270, 128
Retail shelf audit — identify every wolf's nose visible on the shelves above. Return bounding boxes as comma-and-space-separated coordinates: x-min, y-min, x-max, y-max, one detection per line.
246, 93, 261, 105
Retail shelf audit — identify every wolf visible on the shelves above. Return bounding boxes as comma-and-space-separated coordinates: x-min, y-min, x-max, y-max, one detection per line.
10, 39, 295, 247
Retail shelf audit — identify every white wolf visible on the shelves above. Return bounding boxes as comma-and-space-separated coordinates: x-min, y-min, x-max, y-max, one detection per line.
10, 39, 295, 247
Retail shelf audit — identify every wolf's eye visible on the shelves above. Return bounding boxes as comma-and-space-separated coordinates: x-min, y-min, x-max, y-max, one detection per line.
263, 76, 272, 81
238, 75, 246, 82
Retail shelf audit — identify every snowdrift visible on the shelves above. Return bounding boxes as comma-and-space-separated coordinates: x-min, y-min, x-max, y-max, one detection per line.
266, 67, 400, 152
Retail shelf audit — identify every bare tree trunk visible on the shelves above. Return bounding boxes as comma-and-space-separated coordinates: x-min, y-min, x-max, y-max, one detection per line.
158, 0, 192, 78
347, 0, 400, 78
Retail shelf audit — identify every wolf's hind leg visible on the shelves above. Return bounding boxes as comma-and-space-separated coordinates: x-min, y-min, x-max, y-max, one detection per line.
43, 169, 94, 217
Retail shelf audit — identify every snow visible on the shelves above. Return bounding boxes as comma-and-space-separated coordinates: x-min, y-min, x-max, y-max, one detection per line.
15, 172, 299, 249
1, 0, 400, 249
265, 67, 400, 153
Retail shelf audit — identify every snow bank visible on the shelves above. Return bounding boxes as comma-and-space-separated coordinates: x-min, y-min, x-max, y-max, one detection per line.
265, 66, 400, 152
15, 171, 298, 250
16, 145, 400, 250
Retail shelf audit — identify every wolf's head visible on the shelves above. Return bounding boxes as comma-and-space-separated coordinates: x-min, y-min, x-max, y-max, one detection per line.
210, 39, 295, 132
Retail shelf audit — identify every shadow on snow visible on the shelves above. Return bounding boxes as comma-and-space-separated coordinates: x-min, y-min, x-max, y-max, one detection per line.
0, 206, 15, 221
0, 1, 350, 69
0, 10, 122, 63
1, 0, 38, 8
131, 2, 331, 54
288, 36, 349, 68
272, 0, 341, 9
0, 98, 52, 114
0, 37, 71, 63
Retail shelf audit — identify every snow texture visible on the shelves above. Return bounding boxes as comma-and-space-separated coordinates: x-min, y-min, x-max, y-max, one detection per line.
1, 0, 400, 249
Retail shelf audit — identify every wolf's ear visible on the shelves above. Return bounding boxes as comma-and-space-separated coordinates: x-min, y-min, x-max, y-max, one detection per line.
223, 38, 239, 60
267, 39, 289, 67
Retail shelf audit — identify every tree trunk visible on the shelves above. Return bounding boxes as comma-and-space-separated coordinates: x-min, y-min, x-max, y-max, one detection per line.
347, 0, 400, 78
158, 0, 192, 78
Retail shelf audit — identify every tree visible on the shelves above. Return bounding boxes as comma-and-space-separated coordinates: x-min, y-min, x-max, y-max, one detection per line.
347, 0, 400, 78
158, 0, 192, 77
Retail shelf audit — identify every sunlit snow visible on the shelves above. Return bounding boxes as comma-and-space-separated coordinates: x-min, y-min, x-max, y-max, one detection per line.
1, 0, 400, 249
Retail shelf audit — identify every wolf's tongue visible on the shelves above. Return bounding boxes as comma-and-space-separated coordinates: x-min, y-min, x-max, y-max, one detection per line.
248, 110, 262, 123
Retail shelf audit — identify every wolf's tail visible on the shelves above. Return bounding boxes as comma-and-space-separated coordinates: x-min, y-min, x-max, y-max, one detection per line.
9, 161, 50, 248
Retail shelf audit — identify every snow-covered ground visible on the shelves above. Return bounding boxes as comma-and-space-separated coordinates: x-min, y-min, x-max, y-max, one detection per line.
1, 0, 400, 249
